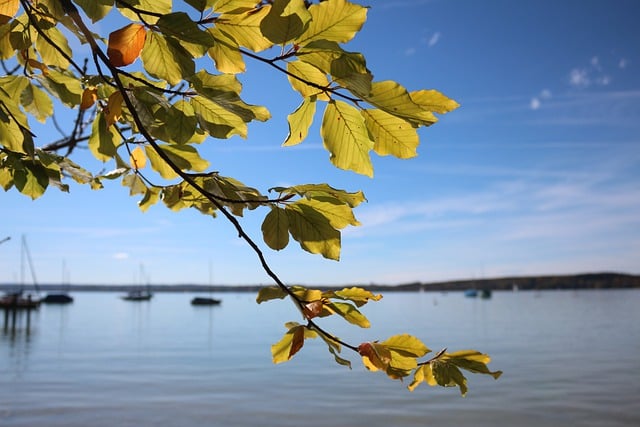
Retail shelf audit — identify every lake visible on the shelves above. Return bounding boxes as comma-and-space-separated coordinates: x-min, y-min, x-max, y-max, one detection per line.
1, 289, 639, 427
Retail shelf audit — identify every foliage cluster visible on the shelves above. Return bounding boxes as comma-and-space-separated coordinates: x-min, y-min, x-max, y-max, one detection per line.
0, 0, 500, 394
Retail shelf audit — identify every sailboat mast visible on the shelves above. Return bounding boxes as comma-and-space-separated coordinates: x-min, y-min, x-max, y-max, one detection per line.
22, 235, 40, 293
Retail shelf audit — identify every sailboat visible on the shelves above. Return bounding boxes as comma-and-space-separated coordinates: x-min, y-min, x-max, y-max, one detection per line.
121, 263, 153, 301
190, 261, 221, 306
0, 235, 41, 309
43, 259, 74, 304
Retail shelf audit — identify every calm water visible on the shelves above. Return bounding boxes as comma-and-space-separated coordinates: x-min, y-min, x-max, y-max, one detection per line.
1, 289, 639, 427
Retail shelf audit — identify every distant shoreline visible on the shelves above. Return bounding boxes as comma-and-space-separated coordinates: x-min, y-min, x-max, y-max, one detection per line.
1, 272, 638, 293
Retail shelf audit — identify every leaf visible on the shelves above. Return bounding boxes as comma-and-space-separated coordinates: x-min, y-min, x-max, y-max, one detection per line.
138, 186, 160, 212
410, 89, 460, 114
321, 100, 374, 177
260, 0, 311, 45
207, 26, 246, 73
286, 60, 330, 101
326, 301, 370, 328
271, 183, 366, 208
256, 285, 288, 304
358, 342, 392, 372
303, 300, 324, 319
361, 81, 438, 127
141, 31, 194, 86
191, 95, 247, 139
129, 146, 146, 169
0, 108, 26, 154
262, 206, 290, 251
13, 162, 49, 199
38, 70, 82, 106
73, 0, 113, 23
36, 25, 71, 69
118, 0, 171, 25
104, 91, 123, 126
329, 286, 382, 307
168, 100, 198, 144
88, 112, 121, 162
80, 87, 98, 110
271, 324, 307, 364
446, 350, 503, 380
145, 144, 209, 179
296, 0, 367, 45
213, 0, 258, 14
20, 83, 54, 123
107, 24, 147, 67
283, 96, 316, 146
380, 334, 430, 358
362, 108, 419, 159
157, 12, 215, 58
0, 0, 18, 25
121, 173, 147, 196
285, 199, 341, 260
215, 6, 273, 52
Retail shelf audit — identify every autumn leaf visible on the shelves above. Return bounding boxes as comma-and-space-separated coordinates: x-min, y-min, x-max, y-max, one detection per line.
104, 91, 123, 126
129, 146, 146, 169
80, 87, 98, 110
358, 341, 392, 372
107, 24, 147, 67
0, 0, 19, 25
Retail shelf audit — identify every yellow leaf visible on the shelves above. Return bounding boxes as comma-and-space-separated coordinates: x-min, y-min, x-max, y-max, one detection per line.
262, 206, 290, 251
321, 100, 374, 177
358, 342, 391, 372
271, 324, 306, 364
286, 60, 330, 101
285, 200, 341, 260
296, 0, 367, 46
260, 0, 311, 44
207, 26, 246, 74
362, 81, 438, 127
380, 334, 430, 358
129, 146, 146, 169
107, 24, 147, 67
410, 89, 460, 114
215, 6, 273, 52
283, 97, 316, 147
80, 87, 98, 110
362, 108, 419, 159
118, 0, 170, 25
0, 0, 18, 25
104, 91, 123, 126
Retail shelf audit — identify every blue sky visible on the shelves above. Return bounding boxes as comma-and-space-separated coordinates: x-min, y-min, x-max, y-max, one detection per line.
2, 0, 639, 286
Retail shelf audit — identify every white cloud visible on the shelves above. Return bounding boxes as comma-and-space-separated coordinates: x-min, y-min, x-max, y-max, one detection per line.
619, 58, 628, 69
113, 252, 129, 260
530, 97, 541, 110
540, 89, 552, 99
428, 32, 441, 47
404, 47, 416, 56
569, 68, 590, 87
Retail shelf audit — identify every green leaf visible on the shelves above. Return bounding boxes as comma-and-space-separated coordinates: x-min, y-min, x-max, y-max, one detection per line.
298, 198, 359, 230
20, 83, 54, 123
321, 100, 374, 177
191, 95, 247, 139
271, 183, 366, 208
361, 81, 438, 127
262, 206, 290, 251
146, 143, 210, 179
362, 108, 419, 159
0, 75, 29, 99
0, 164, 13, 191
0, 23, 12, 60
0, 108, 26, 154
13, 162, 49, 199
283, 96, 316, 146
141, 32, 194, 86
213, 0, 258, 14
73, 0, 113, 23
121, 172, 147, 196
260, 0, 311, 45
446, 350, 503, 380
286, 199, 341, 260
169, 100, 198, 144
156, 12, 215, 58
296, 0, 367, 45
138, 186, 160, 212
88, 112, 121, 162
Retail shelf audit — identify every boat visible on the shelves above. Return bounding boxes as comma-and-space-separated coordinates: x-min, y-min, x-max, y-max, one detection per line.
121, 290, 153, 301
43, 260, 74, 304
121, 263, 153, 301
464, 289, 478, 298
191, 297, 221, 306
0, 235, 41, 310
479, 289, 492, 299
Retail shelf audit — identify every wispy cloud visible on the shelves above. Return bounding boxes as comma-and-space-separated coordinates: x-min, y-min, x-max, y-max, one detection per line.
427, 32, 441, 47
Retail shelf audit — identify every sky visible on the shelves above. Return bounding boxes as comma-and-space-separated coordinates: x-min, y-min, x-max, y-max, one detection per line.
1, 0, 639, 287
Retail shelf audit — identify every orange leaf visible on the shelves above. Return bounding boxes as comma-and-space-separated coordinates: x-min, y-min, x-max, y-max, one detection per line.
130, 146, 147, 169
289, 326, 305, 359
107, 24, 147, 67
0, 0, 19, 25
104, 91, 123, 126
80, 88, 98, 110
303, 300, 324, 319
358, 342, 391, 372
